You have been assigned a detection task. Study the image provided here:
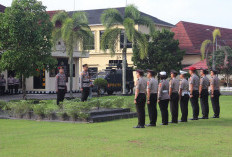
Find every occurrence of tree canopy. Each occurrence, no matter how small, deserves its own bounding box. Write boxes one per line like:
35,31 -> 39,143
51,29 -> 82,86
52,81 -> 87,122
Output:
132,29 -> 184,76
0,0 -> 57,98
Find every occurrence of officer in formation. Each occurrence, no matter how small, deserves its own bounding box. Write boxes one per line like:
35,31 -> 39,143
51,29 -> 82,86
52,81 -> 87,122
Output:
134,70 -> 147,128
14,77 -> 20,94
210,69 -> 221,118
146,70 -> 158,127
0,74 -> 6,95
188,67 -> 200,120
7,75 -> 14,95
179,70 -> 189,122
169,70 -> 179,123
199,69 -> 210,119
55,67 -> 67,105
80,64 -> 91,102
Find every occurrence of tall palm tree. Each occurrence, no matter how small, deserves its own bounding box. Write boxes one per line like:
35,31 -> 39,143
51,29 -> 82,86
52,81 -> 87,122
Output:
100,5 -> 155,94
201,28 -> 221,69
52,11 -> 93,97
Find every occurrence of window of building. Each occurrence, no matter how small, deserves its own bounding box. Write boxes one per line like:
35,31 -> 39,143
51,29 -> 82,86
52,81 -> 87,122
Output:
100,30 -> 109,49
84,31 -> 95,50
120,30 -> 132,49
49,58 -> 75,77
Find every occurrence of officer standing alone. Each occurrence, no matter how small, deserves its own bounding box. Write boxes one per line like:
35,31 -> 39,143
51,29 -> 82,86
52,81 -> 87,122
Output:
55,67 -> 67,105
134,70 -> 147,128
179,70 -> 189,122
210,70 -> 221,118
169,70 -> 179,123
14,77 -> 20,94
199,69 -> 210,119
80,64 -> 91,102
146,70 -> 158,127
158,71 -> 170,125
189,67 -> 200,120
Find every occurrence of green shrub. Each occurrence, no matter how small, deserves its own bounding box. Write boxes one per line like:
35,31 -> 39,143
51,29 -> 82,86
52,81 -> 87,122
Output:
33,104 -> 47,118
44,103 -> 59,119
93,78 -> 108,88
0,100 -> 7,110
63,102 -> 79,120
7,101 -> 33,118
100,99 -> 113,108
112,97 -> 125,108
88,99 -> 100,108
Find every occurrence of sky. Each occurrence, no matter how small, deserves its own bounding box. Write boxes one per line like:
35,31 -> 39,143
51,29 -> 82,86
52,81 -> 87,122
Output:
1,0 -> 231,28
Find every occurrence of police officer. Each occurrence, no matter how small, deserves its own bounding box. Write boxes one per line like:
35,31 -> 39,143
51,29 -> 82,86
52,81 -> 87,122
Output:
210,70 -> 221,118
158,71 -> 170,125
169,70 -> 179,123
14,77 -> 20,94
179,70 -> 189,122
146,69 -> 158,127
0,74 -> 6,95
55,67 -> 67,105
8,75 -> 14,95
80,64 -> 91,102
199,69 -> 210,119
134,69 -> 147,128
189,67 -> 200,120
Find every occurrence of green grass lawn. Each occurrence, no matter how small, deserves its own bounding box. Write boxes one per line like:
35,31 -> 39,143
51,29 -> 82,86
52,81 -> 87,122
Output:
0,96 -> 232,157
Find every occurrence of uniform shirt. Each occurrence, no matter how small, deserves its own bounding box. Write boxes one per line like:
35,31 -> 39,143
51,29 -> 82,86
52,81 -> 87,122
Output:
8,77 -> 14,85
80,71 -> 90,88
0,78 -> 6,86
55,73 -> 66,90
147,77 -> 158,94
179,78 -> 189,93
210,75 -> 220,91
158,79 -> 170,100
136,77 -> 147,94
169,77 -> 179,93
200,76 -> 210,90
14,78 -> 20,85
189,74 -> 199,91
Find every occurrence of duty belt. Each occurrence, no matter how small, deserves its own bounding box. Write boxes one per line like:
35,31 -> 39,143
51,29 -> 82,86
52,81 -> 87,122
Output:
83,81 -> 90,83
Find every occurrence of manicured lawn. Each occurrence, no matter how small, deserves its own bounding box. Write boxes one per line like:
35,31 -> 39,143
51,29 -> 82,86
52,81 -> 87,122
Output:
0,96 -> 232,157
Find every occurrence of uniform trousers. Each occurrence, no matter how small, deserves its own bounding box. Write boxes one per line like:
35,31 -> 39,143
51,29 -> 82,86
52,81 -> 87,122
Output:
170,92 -> 179,123
81,87 -> 90,102
0,86 -> 5,95
211,90 -> 220,117
159,99 -> 169,125
180,94 -> 189,122
190,90 -> 199,119
147,93 -> 157,125
136,93 -> 146,127
57,89 -> 66,105
8,85 -> 14,95
200,89 -> 209,118
14,84 -> 19,94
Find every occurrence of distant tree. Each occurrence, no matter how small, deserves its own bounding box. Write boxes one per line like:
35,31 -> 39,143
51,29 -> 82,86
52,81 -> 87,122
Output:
100,5 -> 155,94
132,29 -> 184,76
52,11 -> 93,97
208,46 -> 232,87
0,0 -> 57,99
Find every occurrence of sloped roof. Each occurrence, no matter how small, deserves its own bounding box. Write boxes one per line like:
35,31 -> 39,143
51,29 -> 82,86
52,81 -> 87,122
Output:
0,4 -> 6,13
48,7 -> 174,27
183,59 -> 208,70
171,21 -> 232,55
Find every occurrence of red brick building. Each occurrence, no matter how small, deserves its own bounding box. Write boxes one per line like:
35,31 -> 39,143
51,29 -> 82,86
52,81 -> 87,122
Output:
171,21 -> 232,68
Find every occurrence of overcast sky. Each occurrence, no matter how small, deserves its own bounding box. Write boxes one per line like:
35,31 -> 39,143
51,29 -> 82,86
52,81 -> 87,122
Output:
1,0 -> 231,28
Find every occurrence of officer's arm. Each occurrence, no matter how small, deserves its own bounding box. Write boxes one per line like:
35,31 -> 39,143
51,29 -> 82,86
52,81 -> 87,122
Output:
134,80 -> 139,101
211,80 -> 214,95
179,81 -> 182,97
55,75 -> 58,92
199,79 -> 202,96
80,73 -> 83,89
169,80 -> 172,96
158,83 -> 162,100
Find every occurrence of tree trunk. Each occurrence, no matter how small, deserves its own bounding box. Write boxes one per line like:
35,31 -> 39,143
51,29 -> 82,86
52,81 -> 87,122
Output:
122,32 -> 127,95
69,55 -> 73,98
22,75 -> 27,100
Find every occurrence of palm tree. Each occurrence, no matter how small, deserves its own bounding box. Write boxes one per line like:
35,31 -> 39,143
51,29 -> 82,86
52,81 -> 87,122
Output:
100,5 -> 155,94
201,28 -> 221,69
52,11 -> 93,97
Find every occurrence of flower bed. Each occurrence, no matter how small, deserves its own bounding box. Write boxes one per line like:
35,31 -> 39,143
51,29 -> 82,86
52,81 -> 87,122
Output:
0,97 -> 134,122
